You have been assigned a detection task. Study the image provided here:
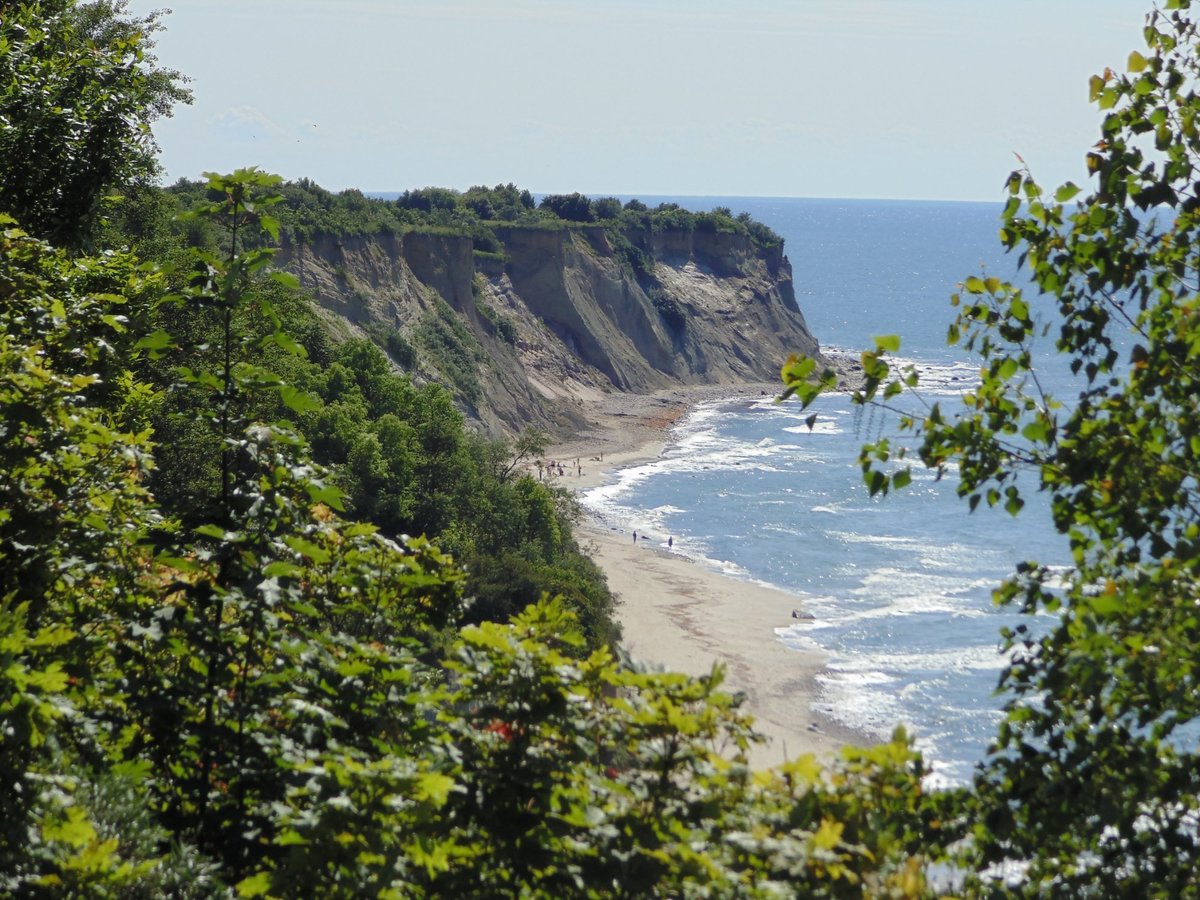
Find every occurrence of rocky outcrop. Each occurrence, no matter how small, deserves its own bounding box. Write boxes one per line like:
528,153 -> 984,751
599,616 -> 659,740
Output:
277,223 -> 822,436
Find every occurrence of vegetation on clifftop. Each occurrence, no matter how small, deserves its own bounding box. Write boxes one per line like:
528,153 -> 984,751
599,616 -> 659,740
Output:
163,176 -> 785,259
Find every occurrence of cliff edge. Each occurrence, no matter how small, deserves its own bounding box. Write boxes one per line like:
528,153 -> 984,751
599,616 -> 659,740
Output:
277,221 -> 821,436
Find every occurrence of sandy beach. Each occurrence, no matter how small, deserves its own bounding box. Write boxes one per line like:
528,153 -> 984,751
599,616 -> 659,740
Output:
548,383 -> 866,769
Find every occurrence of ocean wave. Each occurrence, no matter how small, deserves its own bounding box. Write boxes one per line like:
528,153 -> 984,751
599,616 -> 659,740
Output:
782,420 -> 844,436
829,644 -> 1007,675
886,355 -> 980,395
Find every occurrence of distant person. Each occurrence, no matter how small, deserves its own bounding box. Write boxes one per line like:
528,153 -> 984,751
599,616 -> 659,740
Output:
632,530 -> 637,543
668,536 -> 673,549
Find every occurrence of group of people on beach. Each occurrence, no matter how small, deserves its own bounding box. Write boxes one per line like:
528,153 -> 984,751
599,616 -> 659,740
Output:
544,458 -> 583,478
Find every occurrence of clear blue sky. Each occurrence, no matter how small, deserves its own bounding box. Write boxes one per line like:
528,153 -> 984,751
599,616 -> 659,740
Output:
133,1 -> 1150,201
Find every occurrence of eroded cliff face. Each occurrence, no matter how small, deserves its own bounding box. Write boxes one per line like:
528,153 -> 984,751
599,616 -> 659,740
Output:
277,224 -> 821,436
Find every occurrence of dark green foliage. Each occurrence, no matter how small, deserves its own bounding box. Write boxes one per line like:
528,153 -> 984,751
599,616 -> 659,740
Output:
0,0 -> 190,248
383,327 -> 417,368
649,201 -> 695,233
738,209 -> 784,249
0,221 -> 154,617
363,322 -> 418,369
539,192 -> 596,222
495,316 -> 518,345
210,176 -> 786,279
592,196 -> 623,220
396,186 -> 460,214
463,182 -> 536,221
694,208 -> 740,234
414,299 -> 486,405
650,287 -> 688,333
473,290 -> 519,345
605,226 -> 654,279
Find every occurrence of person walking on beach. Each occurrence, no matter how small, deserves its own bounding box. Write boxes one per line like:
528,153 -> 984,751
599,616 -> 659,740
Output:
632,530 -> 637,543
668,536 -> 673,549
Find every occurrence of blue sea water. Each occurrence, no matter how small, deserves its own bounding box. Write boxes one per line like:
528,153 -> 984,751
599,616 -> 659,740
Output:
585,197 -> 1075,785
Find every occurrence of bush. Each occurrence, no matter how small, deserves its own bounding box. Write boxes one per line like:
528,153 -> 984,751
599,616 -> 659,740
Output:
539,192 -> 595,223
650,288 -> 687,333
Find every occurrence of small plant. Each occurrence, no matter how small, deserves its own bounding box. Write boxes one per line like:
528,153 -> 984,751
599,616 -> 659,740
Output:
649,287 -> 687,333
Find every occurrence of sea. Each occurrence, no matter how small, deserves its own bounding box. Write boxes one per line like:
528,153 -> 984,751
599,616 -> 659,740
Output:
582,196 -> 1077,786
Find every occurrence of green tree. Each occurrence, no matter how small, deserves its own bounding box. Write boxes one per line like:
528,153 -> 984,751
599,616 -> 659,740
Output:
784,1 -> 1200,891
0,218 -> 163,891
0,0 -> 190,249
539,192 -> 595,223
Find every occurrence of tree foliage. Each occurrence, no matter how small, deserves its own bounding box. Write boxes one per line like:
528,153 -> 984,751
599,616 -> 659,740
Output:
0,0 -> 190,248
784,0 -> 1200,892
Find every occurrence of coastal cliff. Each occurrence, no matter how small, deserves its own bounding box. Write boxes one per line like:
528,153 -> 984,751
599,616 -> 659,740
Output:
277,221 -> 821,436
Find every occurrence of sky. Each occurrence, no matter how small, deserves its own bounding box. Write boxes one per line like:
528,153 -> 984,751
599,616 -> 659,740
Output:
131,0 -> 1151,202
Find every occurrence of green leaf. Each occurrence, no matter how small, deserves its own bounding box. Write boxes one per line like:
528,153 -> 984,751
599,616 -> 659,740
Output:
259,214 -> 281,242
283,535 -> 331,564
279,385 -> 321,413
158,555 -> 201,573
1022,419 -> 1050,443
1087,591 -> 1121,617
305,482 -> 346,511
415,772 -> 454,806
873,334 -> 901,353
134,329 -> 175,357
42,807 -> 96,849
1055,182 -> 1082,203
270,270 -> 300,290
237,872 -> 273,897
263,330 -> 307,358
263,561 -> 304,578
866,469 -> 887,496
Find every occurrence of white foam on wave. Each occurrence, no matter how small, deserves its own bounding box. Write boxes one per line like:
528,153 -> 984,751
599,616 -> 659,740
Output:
822,669 -> 897,687
828,643 -> 1007,675
774,627 -> 823,652
887,355 -> 980,395
782,419 -> 844,436
812,676 -> 909,741
831,530 -> 922,548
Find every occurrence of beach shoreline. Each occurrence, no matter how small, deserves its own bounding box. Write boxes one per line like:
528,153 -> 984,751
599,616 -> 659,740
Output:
546,382 -> 870,768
